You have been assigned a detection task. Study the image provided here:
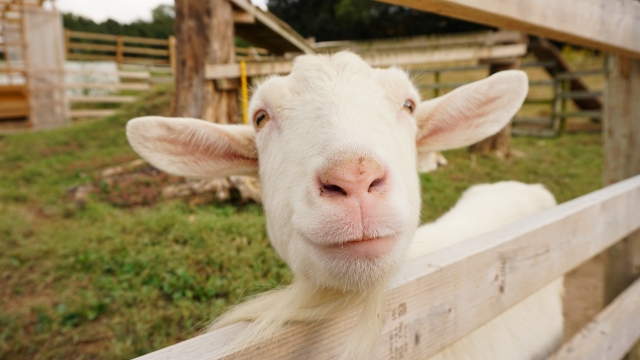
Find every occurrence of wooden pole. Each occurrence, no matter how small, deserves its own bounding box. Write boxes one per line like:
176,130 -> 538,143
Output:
603,54 -> 640,360
116,36 -> 124,66
172,0 -> 239,124
168,35 -> 177,75
468,61 -> 518,157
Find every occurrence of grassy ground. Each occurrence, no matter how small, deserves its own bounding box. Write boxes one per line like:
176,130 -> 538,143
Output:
1,76 -> 604,358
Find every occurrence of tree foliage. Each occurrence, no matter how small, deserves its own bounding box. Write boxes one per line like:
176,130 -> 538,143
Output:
62,5 -> 175,39
267,0 -> 491,42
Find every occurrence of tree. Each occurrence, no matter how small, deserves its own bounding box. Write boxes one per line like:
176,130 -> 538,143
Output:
266,0 -> 491,42
62,5 -> 175,39
172,0 -> 239,123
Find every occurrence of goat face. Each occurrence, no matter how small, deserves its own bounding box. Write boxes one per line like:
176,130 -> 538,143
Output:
249,53 -> 422,291
126,51 -> 528,292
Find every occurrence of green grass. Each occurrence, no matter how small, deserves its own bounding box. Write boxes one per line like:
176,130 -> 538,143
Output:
0,85 -> 603,359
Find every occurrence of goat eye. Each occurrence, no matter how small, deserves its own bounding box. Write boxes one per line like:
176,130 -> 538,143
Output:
402,100 -> 415,114
254,110 -> 270,130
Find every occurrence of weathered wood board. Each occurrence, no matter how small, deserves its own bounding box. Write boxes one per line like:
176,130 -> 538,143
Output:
205,44 -> 527,80
376,0 -> 640,59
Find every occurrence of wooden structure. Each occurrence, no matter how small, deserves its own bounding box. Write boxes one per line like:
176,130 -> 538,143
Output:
65,30 -> 174,66
410,59 -> 605,137
0,0 -> 68,132
136,0 -> 640,359
230,0 -> 314,56
205,30 -> 527,80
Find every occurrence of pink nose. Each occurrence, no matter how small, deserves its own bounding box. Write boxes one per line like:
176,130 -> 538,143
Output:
319,156 -> 386,198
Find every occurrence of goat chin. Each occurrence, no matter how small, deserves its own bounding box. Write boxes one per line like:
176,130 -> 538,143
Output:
208,278 -> 389,360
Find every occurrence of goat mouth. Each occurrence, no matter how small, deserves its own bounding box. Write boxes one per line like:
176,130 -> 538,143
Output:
326,235 -> 397,258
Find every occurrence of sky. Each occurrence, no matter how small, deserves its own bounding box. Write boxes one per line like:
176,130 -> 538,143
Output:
54,0 -> 268,24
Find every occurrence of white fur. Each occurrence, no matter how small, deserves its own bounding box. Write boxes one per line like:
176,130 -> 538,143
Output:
409,182 -> 563,360
125,52 -> 561,359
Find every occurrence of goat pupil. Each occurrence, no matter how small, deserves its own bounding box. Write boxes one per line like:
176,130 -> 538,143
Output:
256,114 -> 265,125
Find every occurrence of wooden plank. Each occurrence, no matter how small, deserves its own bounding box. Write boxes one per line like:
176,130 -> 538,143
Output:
557,111 -> 602,118
603,56 -> 640,360
313,30 -> 524,53
513,116 -> 552,125
233,9 -> 255,24
69,109 -> 118,118
376,0 -> 640,58
365,44 -> 526,67
558,91 -> 603,100
67,42 -> 118,52
65,29 -> 118,42
68,95 -> 137,103
136,175 -> 640,360
205,44 -> 527,80
122,46 -> 170,56
122,57 -> 170,66
72,70 -> 150,80
121,35 -> 169,46
206,60 -> 293,79
229,0 -> 316,55
65,83 -> 150,91
511,128 -> 556,137
549,277 -> 640,360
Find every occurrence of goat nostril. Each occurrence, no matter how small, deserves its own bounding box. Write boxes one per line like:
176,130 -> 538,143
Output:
323,184 -> 348,196
368,177 -> 384,192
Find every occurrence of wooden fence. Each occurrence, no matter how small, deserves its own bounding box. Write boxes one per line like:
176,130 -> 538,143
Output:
136,0 -> 640,358
64,30 -> 272,68
65,30 -> 173,66
412,61 -> 605,137
136,175 -> 640,360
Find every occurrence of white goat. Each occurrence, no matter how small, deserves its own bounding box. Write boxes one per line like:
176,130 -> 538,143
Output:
126,52 -> 563,359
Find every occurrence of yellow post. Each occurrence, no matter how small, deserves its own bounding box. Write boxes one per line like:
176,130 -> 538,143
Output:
240,60 -> 249,124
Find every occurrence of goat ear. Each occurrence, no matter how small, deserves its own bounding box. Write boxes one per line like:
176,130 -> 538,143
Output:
415,70 -> 528,152
126,116 -> 258,178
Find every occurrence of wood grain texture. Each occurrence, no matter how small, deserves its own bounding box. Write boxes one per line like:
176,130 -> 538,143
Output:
205,44 -> 527,80
136,175 -> 640,360
603,55 -> 640,359
376,0 -> 640,58
313,30 -> 524,53
172,0 -> 239,123
549,277 -> 640,360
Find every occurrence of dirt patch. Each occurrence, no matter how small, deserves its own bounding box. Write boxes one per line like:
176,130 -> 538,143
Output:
562,254 -> 604,340
95,167 -> 184,207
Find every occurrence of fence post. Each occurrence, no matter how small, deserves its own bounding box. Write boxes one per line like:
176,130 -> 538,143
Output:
116,36 -> 124,66
64,29 -> 71,54
433,71 -> 440,98
169,35 -> 177,75
603,54 -> 640,360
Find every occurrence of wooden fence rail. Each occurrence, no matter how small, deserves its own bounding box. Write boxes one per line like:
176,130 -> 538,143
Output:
64,30 -> 272,67
136,175 -> 640,360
